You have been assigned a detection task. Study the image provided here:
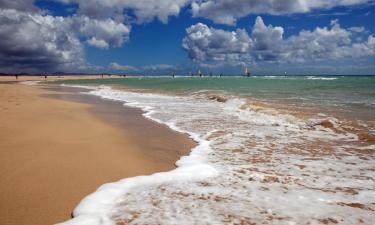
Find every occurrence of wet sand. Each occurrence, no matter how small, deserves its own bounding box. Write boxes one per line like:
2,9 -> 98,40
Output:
0,83 -> 195,225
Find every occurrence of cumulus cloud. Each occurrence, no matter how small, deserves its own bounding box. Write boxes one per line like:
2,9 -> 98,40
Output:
0,0 -> 37,12
74,16 -> 131,48
348,26 -> 366,33
1,0 -> 374,73
87,37 -> 110,49
110,62 -> 139,71
0,5 -> 131,73
0,0 -> 184,73
144,64 -> 177,70
251,16 -> 285,61
182,16 -> 375,66
0,9 -> 84,73
121,0 -> 189,23
279,19 -> 375,62
57,0 -> 190,23
110,62 -> 177,73
182,23 -> 251,63
191,0 -> 374,25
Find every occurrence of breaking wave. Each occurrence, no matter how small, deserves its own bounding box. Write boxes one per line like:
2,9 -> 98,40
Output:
58,84 -> 375,225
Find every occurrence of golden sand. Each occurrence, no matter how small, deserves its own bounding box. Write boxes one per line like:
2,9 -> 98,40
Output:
0,83 -> 195,225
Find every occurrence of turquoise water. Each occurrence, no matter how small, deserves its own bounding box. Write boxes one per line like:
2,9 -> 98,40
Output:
57,76 -> 375,225
57,76 -> 375,100
57,76 -> 375,122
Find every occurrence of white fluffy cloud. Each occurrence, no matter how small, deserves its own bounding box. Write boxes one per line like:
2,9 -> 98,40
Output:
87,37 -> 110,49
110,62 -> 139,71
52,0 -> 375,25
182,23 -> 251,63
110,62 -> 177,72
251,16 -> 285,61
74,16 -> 131,48
182,16 -> 375,66
58,0 -> 190,23
191,0 -> 374,24
1,0 -> 185,73
1,0 -> 374,73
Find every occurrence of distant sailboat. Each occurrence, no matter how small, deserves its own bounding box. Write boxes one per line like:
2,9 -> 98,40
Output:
244,66 -> 251,77
198,69 -> 202,77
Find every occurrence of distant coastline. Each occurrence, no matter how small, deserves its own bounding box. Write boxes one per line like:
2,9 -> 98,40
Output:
1,73 -> 375,79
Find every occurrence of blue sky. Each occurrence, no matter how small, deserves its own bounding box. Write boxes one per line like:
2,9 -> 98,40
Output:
1,0 -> 375,75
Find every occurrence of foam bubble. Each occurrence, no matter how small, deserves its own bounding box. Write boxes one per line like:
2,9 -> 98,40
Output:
307,76 -> 337,80
20,81 -> 41,85
57,84 -> 375,225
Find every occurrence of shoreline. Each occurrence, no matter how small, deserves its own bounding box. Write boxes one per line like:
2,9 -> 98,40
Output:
60,80 -> 375,225
0,82 -> 195,225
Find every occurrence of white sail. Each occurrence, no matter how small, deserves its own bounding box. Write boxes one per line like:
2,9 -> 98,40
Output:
244,66 -> 250,76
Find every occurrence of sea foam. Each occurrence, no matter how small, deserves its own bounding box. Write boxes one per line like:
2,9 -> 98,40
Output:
20,80 -> 41,85
57,84 -> 375,225
57,85 -> 218,225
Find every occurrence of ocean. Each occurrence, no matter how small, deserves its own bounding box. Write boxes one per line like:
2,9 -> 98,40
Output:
56,76 -> 375,225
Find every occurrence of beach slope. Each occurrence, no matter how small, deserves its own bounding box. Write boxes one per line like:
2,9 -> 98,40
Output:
0,83 -> 194,225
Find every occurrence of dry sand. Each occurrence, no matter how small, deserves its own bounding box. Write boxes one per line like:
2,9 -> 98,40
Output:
0,83 -> 195,225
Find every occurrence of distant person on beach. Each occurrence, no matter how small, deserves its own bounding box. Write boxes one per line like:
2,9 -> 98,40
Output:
15,75 -> 18,79
44,75 -> 47,79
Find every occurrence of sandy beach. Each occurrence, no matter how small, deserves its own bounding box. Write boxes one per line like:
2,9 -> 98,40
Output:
1,1 -> 374,223
0,82 -> 195,225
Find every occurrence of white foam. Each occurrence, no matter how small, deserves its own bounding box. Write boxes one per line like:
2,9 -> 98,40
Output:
20,80 -> 41,85
307,76 -> 337,80
56,85 -> 218,225
57,84 -> 375,225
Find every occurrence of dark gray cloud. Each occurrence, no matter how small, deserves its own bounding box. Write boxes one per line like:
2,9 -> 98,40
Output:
182,16 -> 375,66
0,0 -> 186,73
191,0 -> 374,25
0,9 -> 84,73
0,6 -> 131,73
0,0 -> 37,12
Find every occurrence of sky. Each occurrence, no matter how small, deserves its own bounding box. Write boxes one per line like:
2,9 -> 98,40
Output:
1,0 -> 375,75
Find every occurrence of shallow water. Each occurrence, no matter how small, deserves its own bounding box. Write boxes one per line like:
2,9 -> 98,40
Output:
56,76 -> 375,225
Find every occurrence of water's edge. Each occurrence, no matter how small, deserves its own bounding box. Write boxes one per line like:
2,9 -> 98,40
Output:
56,84 -> 218,225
